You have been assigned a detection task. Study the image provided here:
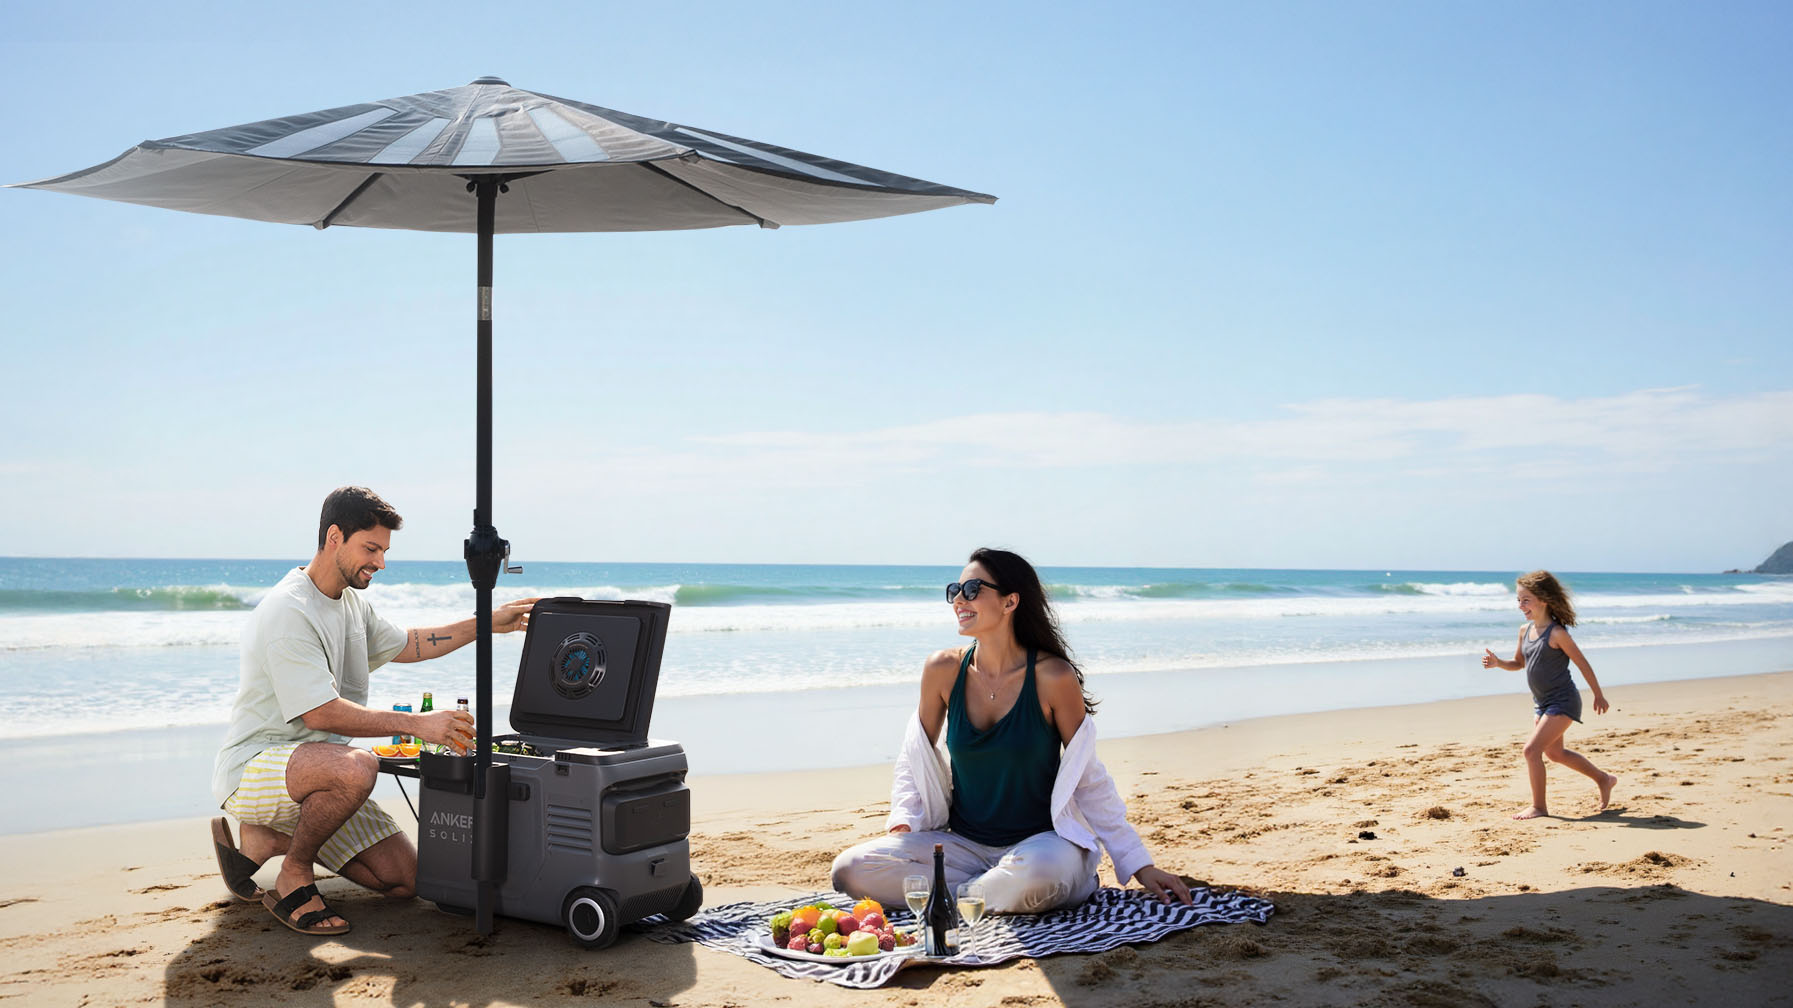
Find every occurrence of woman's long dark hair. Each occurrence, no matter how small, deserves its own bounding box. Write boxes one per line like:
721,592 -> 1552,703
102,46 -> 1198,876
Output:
969,547 -> 1098,716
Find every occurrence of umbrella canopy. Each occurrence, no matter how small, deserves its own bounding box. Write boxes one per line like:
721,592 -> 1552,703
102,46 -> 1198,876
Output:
11,76 -> 991,939
13,76 -> 994,231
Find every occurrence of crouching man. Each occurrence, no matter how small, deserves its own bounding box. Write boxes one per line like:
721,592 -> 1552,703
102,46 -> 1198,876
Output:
209,485 -> 536,935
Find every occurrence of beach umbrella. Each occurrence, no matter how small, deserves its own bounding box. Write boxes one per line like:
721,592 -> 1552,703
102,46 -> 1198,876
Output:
10,76 -> 994,935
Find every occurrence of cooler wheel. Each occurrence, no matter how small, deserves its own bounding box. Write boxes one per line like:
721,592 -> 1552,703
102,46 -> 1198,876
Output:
668,875 -> 704,922
563,887 -> 619,950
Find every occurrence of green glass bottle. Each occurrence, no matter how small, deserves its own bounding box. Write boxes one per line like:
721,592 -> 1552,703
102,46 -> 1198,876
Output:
419,692 -> 435,753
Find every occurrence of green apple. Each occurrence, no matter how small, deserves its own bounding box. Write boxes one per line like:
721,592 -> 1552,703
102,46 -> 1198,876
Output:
845,930 -> 881,957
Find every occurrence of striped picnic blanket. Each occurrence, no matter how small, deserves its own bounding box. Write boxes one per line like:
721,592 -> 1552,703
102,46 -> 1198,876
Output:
643,886 -> 1275,989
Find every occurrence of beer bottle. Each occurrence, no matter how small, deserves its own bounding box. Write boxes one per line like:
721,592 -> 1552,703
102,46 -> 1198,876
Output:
419,692 -> 435,752
923,843 -> 953,957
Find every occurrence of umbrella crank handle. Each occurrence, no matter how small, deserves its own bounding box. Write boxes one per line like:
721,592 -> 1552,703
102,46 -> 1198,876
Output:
464,525 -> 510,589
504,542 -> 521,576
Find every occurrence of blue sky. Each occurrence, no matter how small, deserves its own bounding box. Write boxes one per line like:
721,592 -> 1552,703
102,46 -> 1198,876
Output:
2,1 -> 1788,571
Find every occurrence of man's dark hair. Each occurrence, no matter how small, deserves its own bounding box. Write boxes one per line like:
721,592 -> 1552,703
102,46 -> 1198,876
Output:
317,486 -> 403,549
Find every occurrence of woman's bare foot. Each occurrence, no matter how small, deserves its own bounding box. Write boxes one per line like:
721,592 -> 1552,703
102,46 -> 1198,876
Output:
1597,772 -> 1618,809
1512,806 -> 1548,820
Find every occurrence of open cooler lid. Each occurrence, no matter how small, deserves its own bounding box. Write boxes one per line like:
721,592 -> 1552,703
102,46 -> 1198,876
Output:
509,597 -> 671,747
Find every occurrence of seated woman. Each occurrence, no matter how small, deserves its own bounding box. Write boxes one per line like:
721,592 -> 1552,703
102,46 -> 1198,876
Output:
831,547 -> 1192,914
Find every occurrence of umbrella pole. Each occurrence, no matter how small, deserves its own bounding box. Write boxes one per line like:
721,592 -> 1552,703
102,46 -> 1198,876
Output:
464,175 -> 510,936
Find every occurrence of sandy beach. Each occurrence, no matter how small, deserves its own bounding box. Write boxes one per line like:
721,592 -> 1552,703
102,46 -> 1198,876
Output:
2,670 -> 1788,1007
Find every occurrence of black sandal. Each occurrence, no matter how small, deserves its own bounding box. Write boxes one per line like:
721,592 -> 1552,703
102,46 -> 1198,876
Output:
261,883 -> 351,936
210,817 -> 264,903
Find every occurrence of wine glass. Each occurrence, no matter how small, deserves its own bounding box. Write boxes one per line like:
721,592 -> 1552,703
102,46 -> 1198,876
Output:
955,881 -> 986,962
902,874 -> 929,935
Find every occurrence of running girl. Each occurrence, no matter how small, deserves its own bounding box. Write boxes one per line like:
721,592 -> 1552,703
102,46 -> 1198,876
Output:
1482,570 -> 1618,819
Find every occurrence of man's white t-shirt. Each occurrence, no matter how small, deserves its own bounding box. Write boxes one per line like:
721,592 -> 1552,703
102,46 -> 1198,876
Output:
211,566 -> 406,805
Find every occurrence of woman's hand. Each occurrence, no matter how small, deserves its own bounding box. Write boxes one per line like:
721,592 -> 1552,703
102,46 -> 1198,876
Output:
1592,691 -> 1610,715
1482,649 -> 1500,669
1133,864 -> 1193,905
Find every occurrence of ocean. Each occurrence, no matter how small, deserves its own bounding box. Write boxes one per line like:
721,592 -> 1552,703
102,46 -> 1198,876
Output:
3,557 -> 1790,741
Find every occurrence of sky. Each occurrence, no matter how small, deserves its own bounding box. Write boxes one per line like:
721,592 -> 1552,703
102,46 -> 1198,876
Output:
1,1 -> 1788,572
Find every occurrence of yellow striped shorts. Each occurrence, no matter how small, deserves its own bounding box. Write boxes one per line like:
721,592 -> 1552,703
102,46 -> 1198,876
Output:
222,742 -> 402,872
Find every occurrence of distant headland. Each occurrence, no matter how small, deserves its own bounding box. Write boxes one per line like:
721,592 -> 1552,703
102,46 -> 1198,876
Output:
1729,541 -> 1793,575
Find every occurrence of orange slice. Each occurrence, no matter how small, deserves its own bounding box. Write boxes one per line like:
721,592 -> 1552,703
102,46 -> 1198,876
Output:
372,744 -> 401,757
397,743 -> 422,757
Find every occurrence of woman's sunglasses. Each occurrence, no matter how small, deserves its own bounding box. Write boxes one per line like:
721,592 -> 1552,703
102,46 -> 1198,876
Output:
946,578 -> 1005,603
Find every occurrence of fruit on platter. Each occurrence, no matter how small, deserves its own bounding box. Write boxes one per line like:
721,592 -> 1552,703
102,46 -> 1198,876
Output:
768,899 -> 915,957
371,744 -> 401,757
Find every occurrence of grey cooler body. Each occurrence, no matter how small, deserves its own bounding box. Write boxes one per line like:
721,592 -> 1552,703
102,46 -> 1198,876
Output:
397,598 -> 702,948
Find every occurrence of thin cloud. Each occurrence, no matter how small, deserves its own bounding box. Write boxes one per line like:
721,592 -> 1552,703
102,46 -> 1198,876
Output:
685,387 -> 1793,475
502,386 -> 1793,499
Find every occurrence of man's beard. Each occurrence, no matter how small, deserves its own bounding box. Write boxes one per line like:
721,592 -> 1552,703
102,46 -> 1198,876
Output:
338,555 -> 373,588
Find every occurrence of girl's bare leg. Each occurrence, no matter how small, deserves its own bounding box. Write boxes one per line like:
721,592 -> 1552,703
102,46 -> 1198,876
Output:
1543,734 -> 1618,809
1515,714 -> 1575,819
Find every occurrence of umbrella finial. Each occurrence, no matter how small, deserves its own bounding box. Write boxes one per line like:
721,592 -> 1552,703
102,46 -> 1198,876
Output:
470,76 -> 510,86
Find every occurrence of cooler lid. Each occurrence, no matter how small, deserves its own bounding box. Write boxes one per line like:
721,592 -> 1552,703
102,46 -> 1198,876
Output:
509,597 -> 671,746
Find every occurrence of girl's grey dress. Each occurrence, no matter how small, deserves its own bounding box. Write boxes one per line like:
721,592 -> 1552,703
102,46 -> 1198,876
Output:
1523,622 -> 1581,722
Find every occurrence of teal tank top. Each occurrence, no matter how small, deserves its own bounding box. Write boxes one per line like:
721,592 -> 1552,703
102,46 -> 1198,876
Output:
946,646 -> 1060,846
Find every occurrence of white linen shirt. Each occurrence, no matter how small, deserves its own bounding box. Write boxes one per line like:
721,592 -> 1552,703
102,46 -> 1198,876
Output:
885,711 -> 1154,885
210,567 -> 406,805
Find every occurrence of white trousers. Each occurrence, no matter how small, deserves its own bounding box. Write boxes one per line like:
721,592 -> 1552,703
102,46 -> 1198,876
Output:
830,828 -> 1101,914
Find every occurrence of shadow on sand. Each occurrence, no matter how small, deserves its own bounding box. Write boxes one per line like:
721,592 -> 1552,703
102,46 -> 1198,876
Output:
1568,805 -> 1707,830
165,881 -> 1790,1007
163,884 -> 697,1006
1019,883 -> 1789,1008
844,882 -> 1788,1008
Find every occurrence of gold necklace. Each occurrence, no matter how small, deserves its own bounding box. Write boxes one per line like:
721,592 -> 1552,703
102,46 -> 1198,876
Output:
975,659 -> 1017,701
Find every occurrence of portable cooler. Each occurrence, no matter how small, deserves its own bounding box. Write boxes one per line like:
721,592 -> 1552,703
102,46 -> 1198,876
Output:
385,597 -> 702,948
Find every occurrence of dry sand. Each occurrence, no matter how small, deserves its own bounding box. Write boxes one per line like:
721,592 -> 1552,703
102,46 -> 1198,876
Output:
2,671 -> 1789,1007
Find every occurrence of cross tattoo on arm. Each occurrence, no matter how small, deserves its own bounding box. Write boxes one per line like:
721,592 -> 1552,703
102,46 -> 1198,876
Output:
428,633 -> 452,647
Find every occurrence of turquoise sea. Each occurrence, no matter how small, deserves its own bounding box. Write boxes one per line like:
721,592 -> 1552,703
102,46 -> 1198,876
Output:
2,557 -> 1789,741
4,557 -> 1791,833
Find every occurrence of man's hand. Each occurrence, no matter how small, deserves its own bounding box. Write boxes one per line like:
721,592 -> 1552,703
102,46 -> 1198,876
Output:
1133,864 -> 1193,905
395,599 -> 540,664
417,709 -> 476,754
493,597 -> 540,634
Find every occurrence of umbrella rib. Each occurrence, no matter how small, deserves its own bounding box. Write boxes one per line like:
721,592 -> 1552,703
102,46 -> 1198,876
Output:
643,161 -> 775,228
316,173 -> 384,230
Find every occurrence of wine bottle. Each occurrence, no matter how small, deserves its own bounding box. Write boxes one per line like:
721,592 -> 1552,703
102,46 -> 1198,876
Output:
923,843 -> 952,956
